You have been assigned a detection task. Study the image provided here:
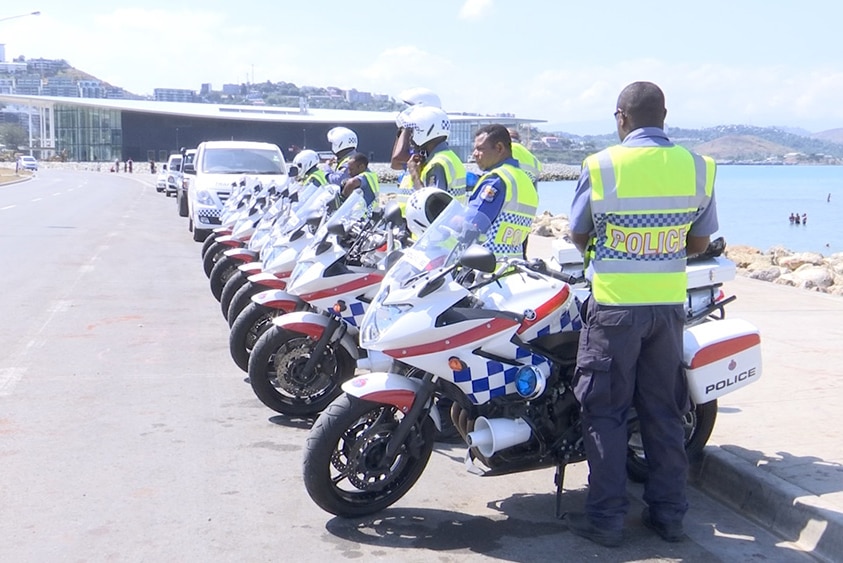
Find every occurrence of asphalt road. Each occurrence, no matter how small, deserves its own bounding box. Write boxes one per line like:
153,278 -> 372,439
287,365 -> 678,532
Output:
0,169 -> 816,562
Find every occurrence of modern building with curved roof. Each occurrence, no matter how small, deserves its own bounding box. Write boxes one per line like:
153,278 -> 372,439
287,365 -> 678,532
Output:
0,94 -> 542,164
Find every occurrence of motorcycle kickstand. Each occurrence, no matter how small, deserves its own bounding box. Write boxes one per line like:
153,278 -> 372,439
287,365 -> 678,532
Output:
554,463 -> 568,519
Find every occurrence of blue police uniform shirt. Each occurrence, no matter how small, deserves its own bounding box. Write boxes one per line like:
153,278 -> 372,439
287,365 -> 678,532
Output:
421,141 -> 451,190
570,127 -> 719,238
327,160 -> 351,186
466,157 -> 521,225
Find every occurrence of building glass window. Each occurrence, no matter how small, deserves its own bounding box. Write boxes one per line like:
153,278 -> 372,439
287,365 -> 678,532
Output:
54,105 -> 122,162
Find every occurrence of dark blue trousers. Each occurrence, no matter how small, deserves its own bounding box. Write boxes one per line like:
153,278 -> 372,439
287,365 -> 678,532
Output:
574,299 -> 690,530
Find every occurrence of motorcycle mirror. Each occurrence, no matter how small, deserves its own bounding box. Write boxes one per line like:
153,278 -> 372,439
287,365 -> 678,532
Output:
459,244 -> 497,273
382,202 -> 404,227
327,222 -> 347,237
287,165 -> 299,178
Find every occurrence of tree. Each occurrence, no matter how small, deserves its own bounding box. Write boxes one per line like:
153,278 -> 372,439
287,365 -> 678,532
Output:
0,123 -> 28,151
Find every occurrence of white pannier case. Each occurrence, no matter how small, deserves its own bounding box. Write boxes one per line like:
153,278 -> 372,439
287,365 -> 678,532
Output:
683,318 -> 762,404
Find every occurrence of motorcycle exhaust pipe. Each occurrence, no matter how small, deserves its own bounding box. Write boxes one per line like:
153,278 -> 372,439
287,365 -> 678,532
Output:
466,416 -> 532,457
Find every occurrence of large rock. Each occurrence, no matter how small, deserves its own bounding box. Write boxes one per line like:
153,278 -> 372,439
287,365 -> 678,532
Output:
776,252 -> 825,270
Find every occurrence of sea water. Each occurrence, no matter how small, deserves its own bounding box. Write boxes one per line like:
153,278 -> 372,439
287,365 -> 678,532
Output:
534,165 -> 842,255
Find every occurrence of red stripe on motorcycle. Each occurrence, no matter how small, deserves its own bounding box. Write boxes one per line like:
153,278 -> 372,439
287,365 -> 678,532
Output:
688,333 -> 761,369
255,278 -> 287,289
384,317 -> 517,358
297,273 -> 384,302
516,286 -> 571,334
283,322 -> 324,340
357,389 -> 415,412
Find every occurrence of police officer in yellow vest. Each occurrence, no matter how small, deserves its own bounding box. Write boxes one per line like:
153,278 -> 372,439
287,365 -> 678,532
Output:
390,88 -> 443,210
340,152 -> 380,211
325,126 -> 359,186
507,127 -> 543,184
468,124 -> 538,259
292,149 -> 328,188
404,105 -> 467,204
566,81 -> 718,547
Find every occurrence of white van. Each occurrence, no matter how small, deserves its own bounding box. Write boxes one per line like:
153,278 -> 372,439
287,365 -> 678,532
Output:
183,140 -> 289,241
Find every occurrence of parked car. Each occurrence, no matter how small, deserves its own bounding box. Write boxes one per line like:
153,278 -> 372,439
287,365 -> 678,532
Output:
184,141 -> 289,241
164,154 -> 183,197
17,156 -> 38,172
177,149 -> 196,217
155,163 -> 169,193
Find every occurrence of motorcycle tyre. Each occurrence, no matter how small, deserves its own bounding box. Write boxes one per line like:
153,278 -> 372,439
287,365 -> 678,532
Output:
303,394 -> 435,518
220,270 -> 249,321
202,241 -> 227,278
626,399 -> 718,483
248,326 -> 354,416
227,281 -> 263,328
229,303 -> 290,372
200,233 -> 218,260
209,255 -> 239,302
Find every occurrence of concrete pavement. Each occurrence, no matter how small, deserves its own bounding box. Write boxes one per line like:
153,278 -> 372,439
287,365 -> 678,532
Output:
528,235 -> 843,562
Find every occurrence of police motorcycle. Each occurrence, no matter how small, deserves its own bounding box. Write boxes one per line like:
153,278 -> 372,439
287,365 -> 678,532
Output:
246,188 -> 412,417
227,184 -> 342,372
301,199 -> 763,517
201,176 -> 269,274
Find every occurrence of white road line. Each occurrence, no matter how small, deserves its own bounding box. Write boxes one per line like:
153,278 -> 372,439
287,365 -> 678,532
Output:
52,192 -> 62,196
0,368 -> 27,397
1,204 -> 15,210
31,197 -> 42,202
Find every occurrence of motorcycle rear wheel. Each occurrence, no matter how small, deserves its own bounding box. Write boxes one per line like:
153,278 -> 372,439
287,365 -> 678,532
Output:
248,326 -> 353,416
229,303 -> 291,372
303,394 -> 435,517
626,399 -> 718,483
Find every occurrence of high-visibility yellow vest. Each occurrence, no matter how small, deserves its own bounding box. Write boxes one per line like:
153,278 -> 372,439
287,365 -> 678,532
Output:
361,170 -> 380,211
304,168 -> 328,187
477,163 -> 538,258
393,171 -> 414,212
586,145 -> 715,305
512,142 -> 542,182
421,149 -> 467,203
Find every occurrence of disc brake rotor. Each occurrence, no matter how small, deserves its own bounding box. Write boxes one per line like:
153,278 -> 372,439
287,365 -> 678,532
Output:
271,338 -> 337,396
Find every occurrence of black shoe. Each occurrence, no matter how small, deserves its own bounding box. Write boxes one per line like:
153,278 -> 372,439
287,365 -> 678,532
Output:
564,512 -> 622,548
641,508 -> 685,542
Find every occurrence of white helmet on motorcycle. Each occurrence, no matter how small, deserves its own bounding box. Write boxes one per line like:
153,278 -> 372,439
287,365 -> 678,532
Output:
292,149 -> 319,178
405,187 -> 454,238
404,106 -> 450,147
326,127 -> 358,154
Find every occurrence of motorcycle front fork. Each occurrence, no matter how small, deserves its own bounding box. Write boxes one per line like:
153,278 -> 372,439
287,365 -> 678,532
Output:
383,371 -> 437,462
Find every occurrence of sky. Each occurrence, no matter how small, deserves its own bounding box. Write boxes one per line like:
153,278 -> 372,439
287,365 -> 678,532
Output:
2,0 -> 843,135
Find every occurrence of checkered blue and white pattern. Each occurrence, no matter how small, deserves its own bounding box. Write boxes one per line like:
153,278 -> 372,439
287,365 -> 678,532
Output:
484,211 -> 533,257
534,296 -> 583,337
594,211 -> 696,260
451,349 -> 552,404
338,300 -> 367,327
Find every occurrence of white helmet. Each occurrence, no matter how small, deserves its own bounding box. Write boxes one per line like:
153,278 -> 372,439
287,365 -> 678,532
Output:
327,126 -> 358,154
404,106 -> 450,147
405,187 -> 453,238
292,149 -> 319,178
399,87 -> 441,108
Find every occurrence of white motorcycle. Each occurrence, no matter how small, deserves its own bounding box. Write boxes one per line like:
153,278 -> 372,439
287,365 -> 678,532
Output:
302,200 -> 763,517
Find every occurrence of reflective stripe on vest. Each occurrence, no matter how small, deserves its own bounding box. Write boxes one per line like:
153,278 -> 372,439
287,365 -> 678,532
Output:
512,142 -> 542,181
393,172 -> 414,210
421,150 -> 467,203
478,164 -> 538,258
587,145 -> 715,305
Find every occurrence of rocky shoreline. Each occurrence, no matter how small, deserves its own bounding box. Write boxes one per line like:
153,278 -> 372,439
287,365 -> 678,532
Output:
531,212 -> 843,296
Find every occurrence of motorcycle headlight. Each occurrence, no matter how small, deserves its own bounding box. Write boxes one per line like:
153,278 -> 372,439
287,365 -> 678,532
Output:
196,190 -> 215,206
360,303 -> 411,347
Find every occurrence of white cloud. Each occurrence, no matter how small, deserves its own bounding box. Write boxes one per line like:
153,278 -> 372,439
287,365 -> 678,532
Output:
459,0 -> 493,20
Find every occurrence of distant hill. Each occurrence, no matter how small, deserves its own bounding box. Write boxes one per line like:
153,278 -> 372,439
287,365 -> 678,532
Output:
812,128 -> 843,144
691,135 -> 794,160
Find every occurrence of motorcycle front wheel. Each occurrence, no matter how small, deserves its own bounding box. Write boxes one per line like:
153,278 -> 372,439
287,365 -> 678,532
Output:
220,270 -> 249,321
303,394 -> 435,517
626,399 -> 718,483
200,232 -> 218,260
229,303 -> 292,372
248,326 -> 354,416
227,281 -> 265,328
209,255 -> 241,302
202,241 -> 227,277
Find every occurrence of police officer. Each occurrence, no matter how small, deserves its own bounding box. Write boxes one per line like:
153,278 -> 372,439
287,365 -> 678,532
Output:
390,88 -> 443,209
404,105 -> 467,204
566,81 -> 719,547
292,149 -> 328,188
325,126 -> 359,186
468,124 -> 538,259
340,152 -> 380,210
508,127 -> 543,184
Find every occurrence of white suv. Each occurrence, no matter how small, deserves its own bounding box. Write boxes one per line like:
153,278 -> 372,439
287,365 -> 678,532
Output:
184,140 -> 289,241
